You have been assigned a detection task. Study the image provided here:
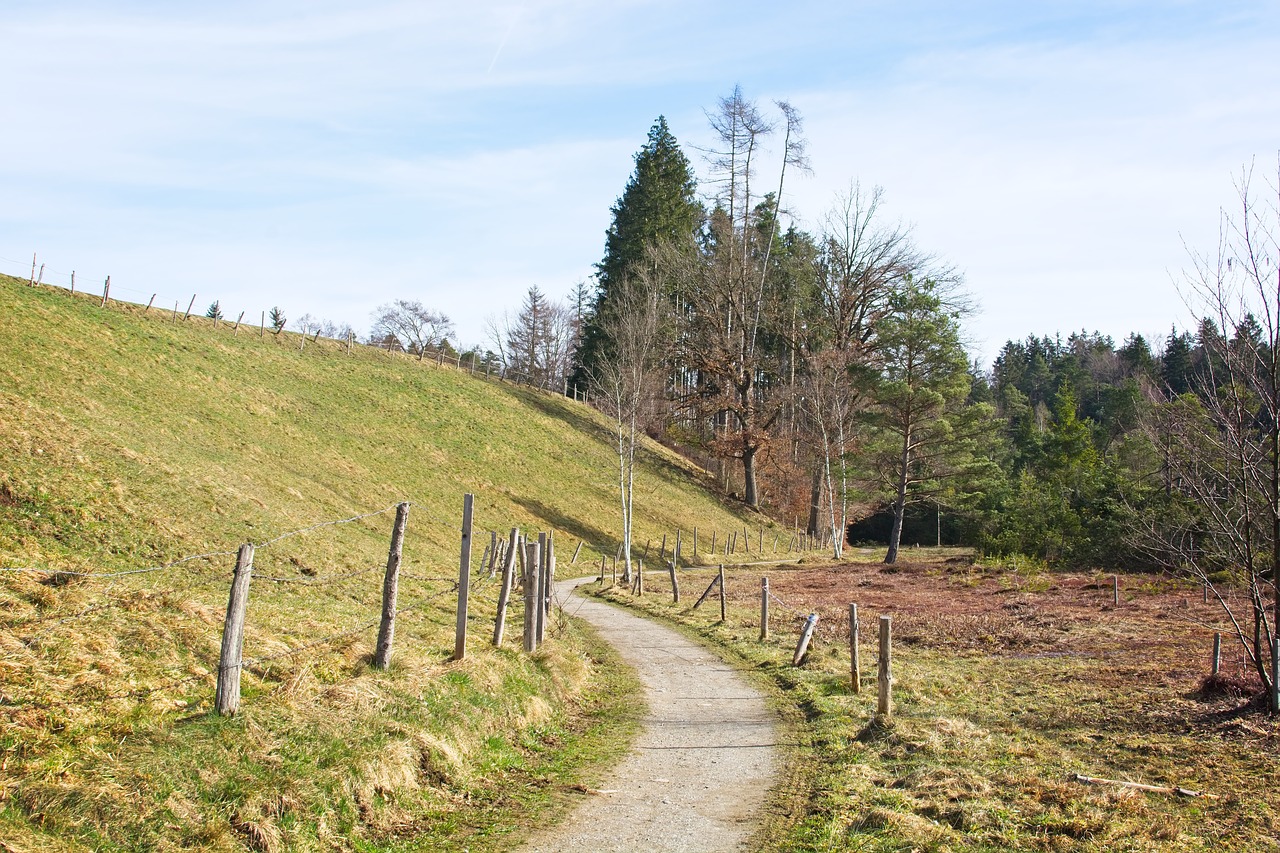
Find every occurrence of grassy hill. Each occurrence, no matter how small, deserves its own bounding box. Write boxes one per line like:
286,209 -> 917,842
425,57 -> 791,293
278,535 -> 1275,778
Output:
0,273 -> 774,850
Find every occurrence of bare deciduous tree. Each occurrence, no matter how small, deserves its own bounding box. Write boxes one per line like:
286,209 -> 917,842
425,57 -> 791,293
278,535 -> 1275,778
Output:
590,270 -> 667,582
370,299 -> 454,360
1139,157 -> 1280,709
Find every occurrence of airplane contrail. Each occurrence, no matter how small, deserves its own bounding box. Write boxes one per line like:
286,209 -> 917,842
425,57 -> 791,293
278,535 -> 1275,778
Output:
487,8 -> 522,74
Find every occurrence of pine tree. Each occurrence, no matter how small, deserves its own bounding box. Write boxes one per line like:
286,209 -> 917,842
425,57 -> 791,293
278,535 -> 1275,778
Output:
574,116 -> 701,385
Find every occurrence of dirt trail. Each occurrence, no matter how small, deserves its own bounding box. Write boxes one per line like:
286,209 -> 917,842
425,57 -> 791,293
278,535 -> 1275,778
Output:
520,578 -> 779,852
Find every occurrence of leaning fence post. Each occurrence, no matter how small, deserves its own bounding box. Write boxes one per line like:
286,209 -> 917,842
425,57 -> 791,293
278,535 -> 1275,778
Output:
493,527 -> 519,647
668,557 -> 680,604
374,502 -> 410,669
718,564 -> 727,623
793,613 -> 818,665
760,577 -> 770,640
453,493 -> 474,661
877,615 -> 893,718
849,603 -> 861,693
215,543 -> 255,716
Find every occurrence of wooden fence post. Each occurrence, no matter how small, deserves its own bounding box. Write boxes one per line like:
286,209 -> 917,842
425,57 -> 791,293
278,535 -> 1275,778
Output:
100,276 -> 110,308
524,539 -> 541,653
536,533 -> 548,644
374,502 -> 410,669
760,577 -> 770,640
493,527 -> 518,647
453,494 -> 474,661
673,530 -> 682,572
1272,638 -> 1279,713
1211,632 -> 1221,676
572,540 -> 583,564
215,544 -> 255,716
637,558 -> 644,595
668,557 -> 680,604
183,294 -> 196,321
693,527 -> 698,556
719,563 -> 727,623
877,615 -> 893,718
849,603 -> 860,693
1113,575 -> 1120,606
793,613 -> 818,665
693,572 -> 720,610
545,533 -> 556,620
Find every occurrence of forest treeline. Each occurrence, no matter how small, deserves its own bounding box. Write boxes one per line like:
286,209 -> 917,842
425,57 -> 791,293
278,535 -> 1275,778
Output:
550,91 -> 1279,699
356,89 -> 1276,700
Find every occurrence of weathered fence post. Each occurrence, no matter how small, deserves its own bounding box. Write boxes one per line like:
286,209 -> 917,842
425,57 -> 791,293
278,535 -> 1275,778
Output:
793,613 -> 819,665
572,540 -> 583,564
1113,574 -> 1120,606
760,577 -> 770,640
545,533 -> 555,620
493,527 -> 518,647
1210,632 -> 1221,676
374,502 -> 410,669
668,557 -> 680,604
524,539 -> 541,653
453,494 -> 474,661
693,527 -> 698,556
100,276 -> 110,308
694,572 -> 720,610
718,563 -> 727,623
215,543 -> 255,716
877,615 -> 893,718
637,558 -> 644,595
849,603 -> 861,693
1271,638 -> 1280,713
536,533 -> 548,644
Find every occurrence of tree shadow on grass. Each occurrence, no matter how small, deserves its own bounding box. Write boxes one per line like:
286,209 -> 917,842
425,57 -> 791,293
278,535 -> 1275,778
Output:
511,495 -> 617,556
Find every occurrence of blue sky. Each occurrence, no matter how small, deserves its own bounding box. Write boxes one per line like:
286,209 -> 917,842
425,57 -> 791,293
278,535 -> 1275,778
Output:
3,1 -> 1278,365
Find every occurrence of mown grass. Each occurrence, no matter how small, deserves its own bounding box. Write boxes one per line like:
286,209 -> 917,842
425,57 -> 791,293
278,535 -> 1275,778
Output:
0,274 -> 757,850
597,553 -> 1280,852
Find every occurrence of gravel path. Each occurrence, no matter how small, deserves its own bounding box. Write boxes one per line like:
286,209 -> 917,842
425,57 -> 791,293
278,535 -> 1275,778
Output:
520,577 -> 779,853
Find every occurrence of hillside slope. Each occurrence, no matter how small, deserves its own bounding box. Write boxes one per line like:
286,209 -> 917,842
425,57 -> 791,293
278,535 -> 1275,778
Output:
0,274 -> 770,850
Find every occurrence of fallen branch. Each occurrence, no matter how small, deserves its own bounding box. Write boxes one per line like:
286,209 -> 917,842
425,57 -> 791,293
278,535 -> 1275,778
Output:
1072,773 -> 1213,798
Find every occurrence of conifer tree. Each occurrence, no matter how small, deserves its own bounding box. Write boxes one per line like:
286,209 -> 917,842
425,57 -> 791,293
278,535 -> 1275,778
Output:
574,117 -> 701,385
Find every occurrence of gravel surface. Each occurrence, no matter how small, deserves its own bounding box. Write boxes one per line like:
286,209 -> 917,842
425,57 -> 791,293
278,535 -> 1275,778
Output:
520,577 -> 779,853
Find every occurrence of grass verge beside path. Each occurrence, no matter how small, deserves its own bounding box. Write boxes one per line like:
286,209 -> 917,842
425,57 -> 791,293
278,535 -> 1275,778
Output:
595,552 -> 1280,852
0,274 -> 733,849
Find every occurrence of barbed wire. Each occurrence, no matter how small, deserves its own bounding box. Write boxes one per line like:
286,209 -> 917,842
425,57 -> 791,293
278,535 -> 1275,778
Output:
253,565 -> 383,585
239,586 -> 457,670
0,549 -> 238,580
254,504 -> 401,549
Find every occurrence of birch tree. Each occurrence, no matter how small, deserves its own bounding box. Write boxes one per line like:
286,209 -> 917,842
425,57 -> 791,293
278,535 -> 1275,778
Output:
591,271 -> 666,582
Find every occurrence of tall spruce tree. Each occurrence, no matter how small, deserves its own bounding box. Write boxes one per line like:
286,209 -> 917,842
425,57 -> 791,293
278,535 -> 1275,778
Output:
574,117 -> 701,386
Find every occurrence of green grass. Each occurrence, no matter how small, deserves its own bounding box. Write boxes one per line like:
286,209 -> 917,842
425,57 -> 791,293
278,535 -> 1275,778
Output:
0,274 -> 757,850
